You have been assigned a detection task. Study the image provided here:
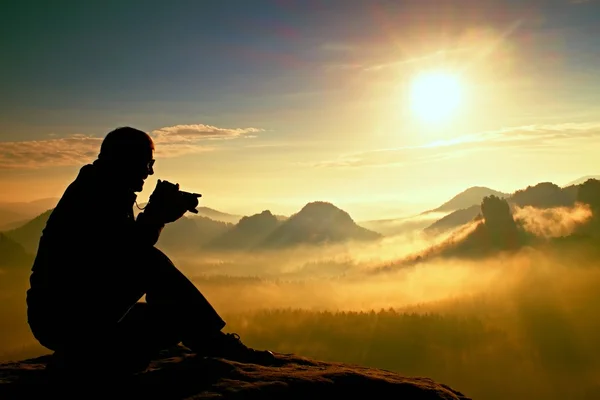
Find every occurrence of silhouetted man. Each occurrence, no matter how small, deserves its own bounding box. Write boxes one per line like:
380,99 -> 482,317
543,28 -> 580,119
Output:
26,127 -> 273,374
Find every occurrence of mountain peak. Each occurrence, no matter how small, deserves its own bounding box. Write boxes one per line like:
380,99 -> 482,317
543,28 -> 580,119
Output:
429,187 -> 509,213
301,201 -> 340,209
206,210 -> 280,250
237,210 -> 277,227
258,201 -> 380,248
296,201 -> 352,220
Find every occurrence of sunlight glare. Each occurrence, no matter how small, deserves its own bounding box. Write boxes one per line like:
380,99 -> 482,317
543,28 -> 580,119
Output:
410,71 -> 463,123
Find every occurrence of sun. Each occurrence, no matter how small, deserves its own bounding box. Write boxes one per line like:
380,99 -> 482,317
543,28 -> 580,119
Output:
410,71 -> 463,123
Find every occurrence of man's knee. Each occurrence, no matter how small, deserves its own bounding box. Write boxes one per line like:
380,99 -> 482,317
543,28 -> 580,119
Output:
143,247 -> 187,291
147,246 -> 175,267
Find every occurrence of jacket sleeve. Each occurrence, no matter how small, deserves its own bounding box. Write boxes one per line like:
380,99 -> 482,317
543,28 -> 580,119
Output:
68,174 -> 165,256
134,211 -> 165,247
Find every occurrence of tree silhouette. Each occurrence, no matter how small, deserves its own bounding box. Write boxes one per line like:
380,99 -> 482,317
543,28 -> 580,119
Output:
481,195 -> 519,250
511,182 -> 574,208
576,179 -> 600,235
577,179 -> 600,214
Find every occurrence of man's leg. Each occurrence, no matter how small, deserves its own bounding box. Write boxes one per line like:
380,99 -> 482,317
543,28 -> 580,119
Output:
110,302 -> 183,373
36,248 -> 221,374
141,247 -> 275,363
45,302 -> 182,377
141,247 -> 226,334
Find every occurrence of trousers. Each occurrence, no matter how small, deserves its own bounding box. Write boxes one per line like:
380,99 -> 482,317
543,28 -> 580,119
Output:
27,247 -> 225,370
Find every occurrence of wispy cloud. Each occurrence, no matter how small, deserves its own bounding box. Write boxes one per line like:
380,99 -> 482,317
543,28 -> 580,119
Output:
363,47 -> 474,72
0,136 -> 102,170
308,122 -> 600,169
446,122 -> 600,149
151,124 -> 263,141
0,123 -> 263,169
322,45 -> 490,74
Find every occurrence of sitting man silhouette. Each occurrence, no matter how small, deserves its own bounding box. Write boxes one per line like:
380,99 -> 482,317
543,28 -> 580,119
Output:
26,126 -> 274,373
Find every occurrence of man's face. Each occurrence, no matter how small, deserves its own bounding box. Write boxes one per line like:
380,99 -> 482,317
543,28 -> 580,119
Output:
126,147 -> 155,192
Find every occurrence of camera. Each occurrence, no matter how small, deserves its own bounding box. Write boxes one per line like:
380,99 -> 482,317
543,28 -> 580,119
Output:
180,189 -> 201,214
155,179 -> 201,214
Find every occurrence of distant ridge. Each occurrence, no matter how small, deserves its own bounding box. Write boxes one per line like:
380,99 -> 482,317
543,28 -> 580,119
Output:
424,205 -> 481,234
424,187 -> 509,214
0,198 -> 58,216
194,207 -> 243,224
0,232 -> 33,268
0,210 -> 28,231
424,180 -> 586,234
4,210 -> 53,254
3,201 -> 376,256
134,204 -> 242,224
0,198 -> 58,229
157,216 -> 233,253
564,175 -> 600,187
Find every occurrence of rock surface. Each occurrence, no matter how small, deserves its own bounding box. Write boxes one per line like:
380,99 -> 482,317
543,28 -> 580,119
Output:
0,346 -> 471,399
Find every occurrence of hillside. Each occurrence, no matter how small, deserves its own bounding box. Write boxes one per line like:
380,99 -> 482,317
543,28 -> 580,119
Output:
4,210 -> 52,254
0,209 -> 28,231
191,207 -> 243,224
157,216 -> 233,254
426,187 -> 509,213
134,204 -> 243,224
259,202 -> 381,249
0,233 -> 32,269
424,205 -> 481,234
359,214 -> 442,237
207,210 -> 281,250
0,218 -> 31,232
0,346 -> 470,399
0,198 -> 58,218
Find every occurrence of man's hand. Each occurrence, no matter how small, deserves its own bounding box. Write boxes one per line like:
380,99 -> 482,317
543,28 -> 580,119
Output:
143,179 -> 192,224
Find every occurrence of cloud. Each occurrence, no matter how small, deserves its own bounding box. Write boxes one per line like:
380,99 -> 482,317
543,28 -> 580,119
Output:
0,136 -> 102,170
309,122 -> 600,169
514,204 -> 592,238
151,124 -> 263,142
363,47 -> 474,72
322,49 -> 472,73
0,123 -> 263,170
153,143 -> 215,159
448,122 -> 600,150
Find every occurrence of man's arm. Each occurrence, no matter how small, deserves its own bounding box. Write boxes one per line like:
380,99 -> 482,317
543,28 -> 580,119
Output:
75,174 -> 187,253
134,211 -> 166,247
76,179 -> 165,254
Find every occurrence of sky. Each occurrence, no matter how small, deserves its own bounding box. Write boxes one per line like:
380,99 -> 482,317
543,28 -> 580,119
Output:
1,0 -> 600,221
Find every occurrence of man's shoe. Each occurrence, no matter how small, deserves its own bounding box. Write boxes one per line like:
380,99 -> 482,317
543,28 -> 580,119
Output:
186,332 -> 276,364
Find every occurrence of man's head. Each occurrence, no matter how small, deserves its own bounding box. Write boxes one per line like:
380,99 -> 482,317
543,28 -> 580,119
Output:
97,127 -> 155,192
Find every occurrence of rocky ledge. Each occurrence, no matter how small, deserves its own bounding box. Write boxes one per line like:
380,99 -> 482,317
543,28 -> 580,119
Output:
0,346 -> 470,399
